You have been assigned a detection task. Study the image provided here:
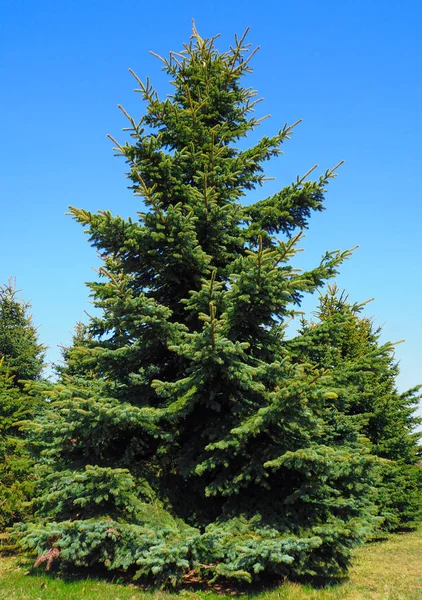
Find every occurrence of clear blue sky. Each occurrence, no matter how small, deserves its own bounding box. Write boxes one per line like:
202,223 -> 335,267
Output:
1,1 -> 421,416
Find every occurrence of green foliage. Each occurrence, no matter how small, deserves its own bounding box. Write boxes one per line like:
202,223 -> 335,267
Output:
0,282 -> 45,529
0,281 -> 45,385
376,463 -> 422,530
3,527 -> 422,599
18,28 -> 385,584
291,284 -> 422,531
0,360 -> 31,528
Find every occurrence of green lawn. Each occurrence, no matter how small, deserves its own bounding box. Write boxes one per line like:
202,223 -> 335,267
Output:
1,528 -> 421,600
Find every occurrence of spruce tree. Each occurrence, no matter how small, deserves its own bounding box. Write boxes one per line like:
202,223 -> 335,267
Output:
18,27 -> 379,584
0,281 -> 45,528
0,281 -> 45,385
0,360 -> 34,529
291,285 -> 422,530
55,322 -> 93,378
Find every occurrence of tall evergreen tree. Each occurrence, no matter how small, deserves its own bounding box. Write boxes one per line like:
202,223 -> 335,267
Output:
18,28 -> 379,584
291,284 -> 422,530
0,281 -> 45,528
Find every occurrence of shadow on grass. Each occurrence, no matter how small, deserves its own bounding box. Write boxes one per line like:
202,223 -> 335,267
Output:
366,525 -> 419,545
290,574 -> 349,590
11,553 -> 350,597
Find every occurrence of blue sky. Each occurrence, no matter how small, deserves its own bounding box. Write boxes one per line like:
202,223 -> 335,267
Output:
1,1 -> 421,416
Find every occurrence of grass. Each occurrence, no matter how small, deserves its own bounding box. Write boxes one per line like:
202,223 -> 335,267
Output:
0,528 -> 421,600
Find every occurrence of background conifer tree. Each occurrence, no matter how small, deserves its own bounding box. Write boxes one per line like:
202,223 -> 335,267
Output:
0,281 -> 45,385
291,285 -> 422,530
18,27 -> 381,584
0,281 -> 45,529
55,322 -> 94,379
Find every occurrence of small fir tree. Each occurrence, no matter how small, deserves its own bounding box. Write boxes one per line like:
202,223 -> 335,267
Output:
0,281 -> 45,385
291,284 -> 422,530
18,27 -> 380,584
0,359 -> 34,529
55,321 -> 94,379
0,282 -> 45,528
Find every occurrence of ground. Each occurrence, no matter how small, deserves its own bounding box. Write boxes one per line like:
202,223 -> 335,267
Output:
0,527 -> 421,600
